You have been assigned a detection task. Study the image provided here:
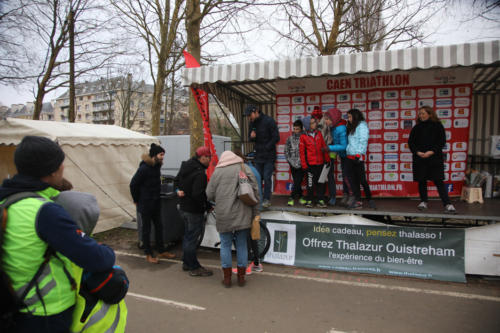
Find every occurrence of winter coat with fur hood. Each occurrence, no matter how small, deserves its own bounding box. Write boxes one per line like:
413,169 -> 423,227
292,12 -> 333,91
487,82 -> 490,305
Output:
130,154 -> 162,214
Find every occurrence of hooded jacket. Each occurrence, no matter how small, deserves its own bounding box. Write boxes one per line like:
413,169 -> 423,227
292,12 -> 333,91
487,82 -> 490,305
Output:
175,157 -> 210,214
299,117 -> 330,170
206,151 -> 259,233
130,154 -> 162,214
328,119 -> 348,158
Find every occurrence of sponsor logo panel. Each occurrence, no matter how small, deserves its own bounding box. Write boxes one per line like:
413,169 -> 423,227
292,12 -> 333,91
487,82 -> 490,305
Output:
352,92 -> 366,101
400,173 -> 413,181
337,103 -> 351,112
277,96 -> 291,105
292,105 -> 305,114
400,99 -> 416,109
384,121 -> 399,130
454,118 -> 469,128
454,86 -> 471,96
454,97 -> 470,107
384,90 -> 399,99
369,173 -> 383,182
401,89 -> 416,98
306,95 -> 320,104
454,108 -> 469,117
400,110 -> 416,119
321,94 -> 336,103
368,91 -> 382,100
278,124 -> 290,132
418,88 -> 434,98
369,163 -> 383,172
400,153 -> 413,161
384,173 -> 398,182
384,143 -> 398,152
452,142 -> 467,151
384,163 -> 398,171
400,163 -> 412,172
292,96 -> 304,104
452,152 -> 467,161
277,115 -> 290,123
368,143 -> 383,152
337,94 -> 350,102
383,100 -> 399,109
437,109 -> 452,118
418,99 -> 434,107
369,121 -> 382,130
384,132 -> 399,141
369,153 -> 383,162
277,106 -> 290,114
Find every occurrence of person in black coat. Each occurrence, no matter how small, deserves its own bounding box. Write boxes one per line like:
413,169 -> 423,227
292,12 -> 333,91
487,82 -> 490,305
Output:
408,106 -> 456,213
130,143 -> 175,263
245,105 -> 280,208
174,146 -> 214,277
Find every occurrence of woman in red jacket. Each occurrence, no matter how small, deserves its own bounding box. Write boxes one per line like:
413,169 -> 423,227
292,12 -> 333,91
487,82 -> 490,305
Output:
299,116 -> 330,208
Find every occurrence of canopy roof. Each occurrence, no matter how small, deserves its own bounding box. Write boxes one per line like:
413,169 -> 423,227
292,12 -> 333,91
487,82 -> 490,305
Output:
0,118 -> 157,146
183,40 -> 500,105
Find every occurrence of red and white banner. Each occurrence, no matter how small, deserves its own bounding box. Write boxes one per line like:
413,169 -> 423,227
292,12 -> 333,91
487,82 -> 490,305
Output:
183,51 -> 218,179
273,68 -> 473,197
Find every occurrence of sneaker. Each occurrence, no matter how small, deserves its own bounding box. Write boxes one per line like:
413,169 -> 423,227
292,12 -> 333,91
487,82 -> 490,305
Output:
346,195 -> 356,208
348,201 -> 363,209
189,266 -> 213,277
417,201 -> 428,210
317,200 -> 327,208
287,198 -> 294,206
328,197 -> 336,206
305,200 -> 313,208
340,195 -> 349,206
232,266 -> 254,275
299,197 -> 307,205
445,204 -> 456,214
262,200 -> 271,208
250,262 -> 263,272
368,200 -> 377,209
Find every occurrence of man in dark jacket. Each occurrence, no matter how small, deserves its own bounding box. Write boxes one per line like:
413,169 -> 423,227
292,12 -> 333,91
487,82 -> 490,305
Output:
0,136 -> 115,332
175,146 -> 213,277
130,143 -> 175,264
245,105 -> 280,208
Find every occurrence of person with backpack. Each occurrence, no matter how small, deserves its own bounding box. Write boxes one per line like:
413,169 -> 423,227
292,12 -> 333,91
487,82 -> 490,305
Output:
0,136 -> 116,333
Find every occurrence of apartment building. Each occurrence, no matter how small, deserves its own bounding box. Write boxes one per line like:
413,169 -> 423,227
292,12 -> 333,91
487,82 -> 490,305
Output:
53,77 -> 157,134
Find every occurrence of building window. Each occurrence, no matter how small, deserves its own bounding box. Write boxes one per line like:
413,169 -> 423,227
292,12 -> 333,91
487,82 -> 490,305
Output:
139,121 -> 145,127
85,104 -> 89,110
77,105 -> 80,111
79,97 -> 83,101
138,111 -> 145,118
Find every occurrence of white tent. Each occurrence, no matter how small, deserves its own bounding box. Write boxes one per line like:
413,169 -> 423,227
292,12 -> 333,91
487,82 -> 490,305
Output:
0,118 -> 160,233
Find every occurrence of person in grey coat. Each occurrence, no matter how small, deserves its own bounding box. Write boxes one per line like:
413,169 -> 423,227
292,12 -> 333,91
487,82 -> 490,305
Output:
206,151 -> 260,288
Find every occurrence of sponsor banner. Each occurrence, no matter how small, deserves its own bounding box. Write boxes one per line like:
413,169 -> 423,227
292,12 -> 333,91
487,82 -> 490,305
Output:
263,218 -> 466,283
274,68 -> 472,197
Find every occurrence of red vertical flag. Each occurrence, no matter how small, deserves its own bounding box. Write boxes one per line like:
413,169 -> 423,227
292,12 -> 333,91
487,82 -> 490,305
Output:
183,50 -> 218,179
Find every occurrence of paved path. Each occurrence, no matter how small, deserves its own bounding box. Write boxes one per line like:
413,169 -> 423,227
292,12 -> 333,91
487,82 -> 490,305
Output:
116,249 -> 500,333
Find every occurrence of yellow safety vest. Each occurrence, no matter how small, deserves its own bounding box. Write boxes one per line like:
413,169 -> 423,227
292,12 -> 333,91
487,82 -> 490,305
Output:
1,187 -> 76,315
71,264 -> 127,333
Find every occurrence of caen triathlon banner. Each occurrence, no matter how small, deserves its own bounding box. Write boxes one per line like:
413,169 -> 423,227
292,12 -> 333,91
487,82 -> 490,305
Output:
262,217 -> 465,283
273,67 -> 473,197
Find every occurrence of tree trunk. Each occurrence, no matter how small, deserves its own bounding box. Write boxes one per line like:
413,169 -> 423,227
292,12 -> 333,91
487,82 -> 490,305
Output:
185,0 -> 203,155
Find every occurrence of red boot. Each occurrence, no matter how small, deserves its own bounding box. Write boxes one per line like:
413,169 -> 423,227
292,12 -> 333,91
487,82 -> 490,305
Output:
237,266 -> 246,287
222,267 -> 232,288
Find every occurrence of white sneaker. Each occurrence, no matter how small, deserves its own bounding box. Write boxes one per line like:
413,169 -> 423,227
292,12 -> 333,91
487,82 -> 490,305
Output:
445,204 -> 456,214
417,202 -> 428,210
262,200 -> 271,208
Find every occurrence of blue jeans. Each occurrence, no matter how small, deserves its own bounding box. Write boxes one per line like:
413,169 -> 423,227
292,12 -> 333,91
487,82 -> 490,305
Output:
179,210 -> 204,270
219,229 -> 249,268
254,161 -> 274,201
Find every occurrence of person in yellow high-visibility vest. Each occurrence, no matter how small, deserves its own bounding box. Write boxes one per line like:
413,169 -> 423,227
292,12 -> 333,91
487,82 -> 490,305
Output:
54,190 -> 128,333
0,136 -> 116,333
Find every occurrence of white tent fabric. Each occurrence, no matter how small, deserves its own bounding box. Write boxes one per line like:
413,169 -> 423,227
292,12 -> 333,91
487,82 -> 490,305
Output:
0,118 -> 160,233
183,40 -> 500,86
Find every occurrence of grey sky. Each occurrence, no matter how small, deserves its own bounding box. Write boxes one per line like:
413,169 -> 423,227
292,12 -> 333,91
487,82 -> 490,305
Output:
1,2 -> 499,107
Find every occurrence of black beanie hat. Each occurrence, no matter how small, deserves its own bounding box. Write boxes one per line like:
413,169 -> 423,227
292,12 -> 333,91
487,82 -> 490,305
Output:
149,143 -> 165,157
14,136 -> 65,178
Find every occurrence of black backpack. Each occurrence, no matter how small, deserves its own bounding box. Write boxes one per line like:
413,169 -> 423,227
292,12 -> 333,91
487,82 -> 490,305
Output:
0,192 -> 47,330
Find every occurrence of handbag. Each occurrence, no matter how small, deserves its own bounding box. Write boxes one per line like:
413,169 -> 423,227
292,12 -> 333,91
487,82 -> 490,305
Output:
238,164 -> 258,206
251,215 -> 261,240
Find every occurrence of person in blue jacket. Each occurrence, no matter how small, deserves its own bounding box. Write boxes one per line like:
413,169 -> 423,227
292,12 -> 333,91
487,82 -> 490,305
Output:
323,108 -> 351,206
345,109 -> 376,210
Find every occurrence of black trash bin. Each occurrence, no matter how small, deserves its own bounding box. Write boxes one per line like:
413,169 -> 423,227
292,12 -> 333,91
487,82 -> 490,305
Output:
137,175 -> 184,249
159,175 -> 184,243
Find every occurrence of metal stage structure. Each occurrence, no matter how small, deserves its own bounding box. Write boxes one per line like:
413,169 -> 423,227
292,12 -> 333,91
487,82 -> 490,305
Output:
264,196 -> 500,227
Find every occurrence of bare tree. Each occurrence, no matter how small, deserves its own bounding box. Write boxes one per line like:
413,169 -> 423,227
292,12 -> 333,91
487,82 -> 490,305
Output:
0,1 -> 122,120
267,0 -> 443,56
185,0 -> 258,153
110,0 -> 185,136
